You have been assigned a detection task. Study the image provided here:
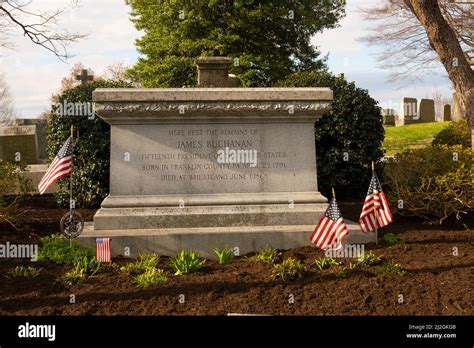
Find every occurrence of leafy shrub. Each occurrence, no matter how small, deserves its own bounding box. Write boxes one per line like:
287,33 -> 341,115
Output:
0,162 -> 32,228
0,162 -> 31,206
6,266 -> 41,279
120,253 -> 160,276
38,234 -> 95,264
48,80 -> 132,208
357,252 -> 382,266
212,246 -> 234,265
133,268 -> 167,288
245,246 -> 281,264
432,120 -> 470,148
385,145 -> 473,224
382,233 -> 400,246
169,250 -> 206,275
276,71 -> 384,199
272,258 -> 304,281
314,257 -> 340,270
377,262 -> 407,276
59,256 -> 102,285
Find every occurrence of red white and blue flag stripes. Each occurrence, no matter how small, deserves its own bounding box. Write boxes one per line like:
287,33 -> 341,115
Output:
310,197 -> 348,251
359,173 -> 393,232
38,136 -> 73,195
96,238 -> 111,262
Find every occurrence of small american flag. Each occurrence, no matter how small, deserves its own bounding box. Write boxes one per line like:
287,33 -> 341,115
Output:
310,198 -> 348,251
96,238 -> 111,262
359,173 -> 393,232
38,136 -> 73,194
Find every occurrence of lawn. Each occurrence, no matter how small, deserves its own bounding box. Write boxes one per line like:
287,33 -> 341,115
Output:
383,122 -> 450,156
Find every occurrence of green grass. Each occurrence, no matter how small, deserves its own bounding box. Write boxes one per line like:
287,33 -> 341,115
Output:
383,122 -> 450,156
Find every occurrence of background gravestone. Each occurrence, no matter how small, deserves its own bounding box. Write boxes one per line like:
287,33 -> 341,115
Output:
382,108 -> 396,126
15,118 -> 48,161
398,97 -> 418,126
418,99 -> 436,123
443,104 -> 451,122
0,125 -> 39,164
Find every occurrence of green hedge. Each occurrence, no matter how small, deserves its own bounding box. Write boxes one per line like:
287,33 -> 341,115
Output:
48,80 -> 132,208
432,119 -> 470,148
276,72 -> 385,199
385,145 -> 473,224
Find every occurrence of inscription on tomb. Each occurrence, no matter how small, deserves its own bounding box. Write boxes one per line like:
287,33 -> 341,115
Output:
110,123 -> 315,195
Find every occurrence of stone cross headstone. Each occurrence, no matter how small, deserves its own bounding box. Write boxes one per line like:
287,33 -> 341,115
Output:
418,98 -> 436,123
76,69 -> 94,85
0,125 -> 39,164
443,104 -> 452,122
399,97 -> 418,125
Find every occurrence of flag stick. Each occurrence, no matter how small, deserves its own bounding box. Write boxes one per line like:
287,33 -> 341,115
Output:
332,187 -> 336,199
372,161 -> 378,246
69,126 -> 74,218
67,125 -> 74,245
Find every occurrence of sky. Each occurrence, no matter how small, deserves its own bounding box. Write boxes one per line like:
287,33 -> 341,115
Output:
0,0 -> 453,119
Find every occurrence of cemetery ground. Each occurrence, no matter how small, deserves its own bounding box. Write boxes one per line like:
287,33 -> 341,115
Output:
383,122 -> 450,156
0,197 -> 472,316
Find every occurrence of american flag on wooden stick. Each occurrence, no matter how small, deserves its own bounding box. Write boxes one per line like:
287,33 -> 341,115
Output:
38,136 -> 73,194
96,238 -> 111,262
359,173 -> 393,232
310,197 -> 348,251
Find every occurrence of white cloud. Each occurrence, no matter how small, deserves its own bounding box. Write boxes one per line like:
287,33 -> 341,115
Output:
0,0 -> 140,118
0,0 -> 457,119
311,0 -> 378,55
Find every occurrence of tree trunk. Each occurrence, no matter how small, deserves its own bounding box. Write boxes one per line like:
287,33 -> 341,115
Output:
405,0 -> 474,150
452,91 -> 463,121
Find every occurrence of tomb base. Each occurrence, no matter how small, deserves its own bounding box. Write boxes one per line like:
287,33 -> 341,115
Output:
79,220 -> 374,259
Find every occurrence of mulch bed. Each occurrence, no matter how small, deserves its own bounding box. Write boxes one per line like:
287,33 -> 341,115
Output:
0,196 -> 472,316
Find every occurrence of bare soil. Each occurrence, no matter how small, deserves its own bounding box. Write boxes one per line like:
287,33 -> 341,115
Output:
0,196 -> 472,316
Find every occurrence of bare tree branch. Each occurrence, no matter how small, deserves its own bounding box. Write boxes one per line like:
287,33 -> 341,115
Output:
0,0 -> 86,61
358,0 -> 474,83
